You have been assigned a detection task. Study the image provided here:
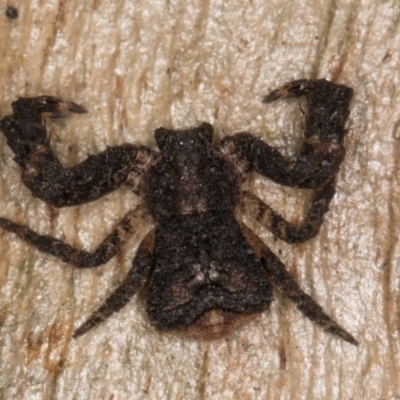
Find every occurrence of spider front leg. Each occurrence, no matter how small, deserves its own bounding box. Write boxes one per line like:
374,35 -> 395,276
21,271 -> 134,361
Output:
0,96 -> 152,207
221,79 -> 353,188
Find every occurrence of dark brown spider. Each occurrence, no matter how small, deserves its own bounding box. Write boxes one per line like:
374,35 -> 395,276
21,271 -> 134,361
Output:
0,79 -> 358,345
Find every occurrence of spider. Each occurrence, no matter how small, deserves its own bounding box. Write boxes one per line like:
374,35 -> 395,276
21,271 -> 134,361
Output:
0,79 -> 357,345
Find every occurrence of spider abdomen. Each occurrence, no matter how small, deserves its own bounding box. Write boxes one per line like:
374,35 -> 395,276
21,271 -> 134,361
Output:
146,210 -> 273,338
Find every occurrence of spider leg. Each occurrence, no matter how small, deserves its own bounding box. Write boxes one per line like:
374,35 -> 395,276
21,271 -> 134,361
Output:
0,205 -> 149,268
240,222 -> 358,346
220,79 -> 353,188
0,96 -> 152,207
241,177 -> 335,244
73,230 -> 154,338
262,79 -> 322,102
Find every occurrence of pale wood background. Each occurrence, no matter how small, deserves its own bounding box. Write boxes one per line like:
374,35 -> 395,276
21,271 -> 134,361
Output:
0,1 -> 399,399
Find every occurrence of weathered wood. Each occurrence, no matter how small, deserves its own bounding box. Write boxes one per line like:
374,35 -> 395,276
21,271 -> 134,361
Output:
0,1 -> 399,399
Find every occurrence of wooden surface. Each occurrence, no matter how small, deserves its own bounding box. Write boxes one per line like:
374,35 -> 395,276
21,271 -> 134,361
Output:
0,1 -> 399,399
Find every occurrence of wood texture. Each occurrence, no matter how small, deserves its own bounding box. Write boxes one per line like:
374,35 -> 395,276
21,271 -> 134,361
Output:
0,1 -> 399,399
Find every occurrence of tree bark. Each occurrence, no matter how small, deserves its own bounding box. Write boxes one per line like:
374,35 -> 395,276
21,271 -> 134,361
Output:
0,1 -> 399,399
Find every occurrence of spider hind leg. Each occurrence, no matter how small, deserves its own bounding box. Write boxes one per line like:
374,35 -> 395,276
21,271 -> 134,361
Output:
240,222 -> 358,346
73,230 -> 154,338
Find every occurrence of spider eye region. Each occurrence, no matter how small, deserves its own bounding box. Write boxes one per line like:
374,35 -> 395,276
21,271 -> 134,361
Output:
154,123 -> 214,153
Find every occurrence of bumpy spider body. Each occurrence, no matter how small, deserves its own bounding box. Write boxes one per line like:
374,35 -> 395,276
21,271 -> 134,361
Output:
0,79 -> 357,345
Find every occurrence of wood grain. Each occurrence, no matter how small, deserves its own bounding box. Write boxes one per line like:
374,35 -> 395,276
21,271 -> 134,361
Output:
1,1 -> 399,399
